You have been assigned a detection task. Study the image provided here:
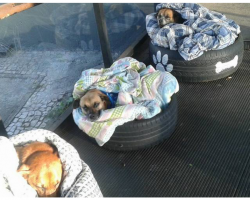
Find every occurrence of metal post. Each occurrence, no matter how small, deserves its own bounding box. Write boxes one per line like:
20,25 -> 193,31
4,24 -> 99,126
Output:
93,3 -> 113,68
0,116 -> 8,138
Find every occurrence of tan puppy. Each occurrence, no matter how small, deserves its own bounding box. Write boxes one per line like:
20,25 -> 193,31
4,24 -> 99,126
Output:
16,142 -> 62,197
157,8 -> 185,28
73,89 -> 110,121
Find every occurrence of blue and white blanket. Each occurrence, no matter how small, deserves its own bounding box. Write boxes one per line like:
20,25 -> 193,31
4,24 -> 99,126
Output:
146,3 -> 241,61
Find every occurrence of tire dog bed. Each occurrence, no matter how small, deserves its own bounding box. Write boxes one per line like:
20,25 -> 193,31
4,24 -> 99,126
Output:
147,3 -> 243,82
0,129 -> 103,197
72,57 -> 179,151
102,94 -> 178,151
149,33 -> 244,82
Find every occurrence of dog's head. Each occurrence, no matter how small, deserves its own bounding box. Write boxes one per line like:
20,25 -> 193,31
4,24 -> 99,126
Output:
157,8 -> 183,28
16,142 -> 55,164
73,89 -> 110,122
16,142 -> 62,197
17,151 -> 62,197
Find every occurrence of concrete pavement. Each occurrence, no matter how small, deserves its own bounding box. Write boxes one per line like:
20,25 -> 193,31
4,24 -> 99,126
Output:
0,46 -> 103,136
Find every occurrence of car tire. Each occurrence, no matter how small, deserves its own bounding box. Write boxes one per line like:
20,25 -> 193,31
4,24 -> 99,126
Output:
149,34 -> 244,82
98,94 -> 178,151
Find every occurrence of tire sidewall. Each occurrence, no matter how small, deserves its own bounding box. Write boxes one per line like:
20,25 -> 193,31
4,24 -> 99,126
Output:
149,34 -> 244,82
102,94 -> 178,151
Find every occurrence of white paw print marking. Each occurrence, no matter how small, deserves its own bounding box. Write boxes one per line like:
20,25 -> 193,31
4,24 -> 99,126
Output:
153,51 -> 173,72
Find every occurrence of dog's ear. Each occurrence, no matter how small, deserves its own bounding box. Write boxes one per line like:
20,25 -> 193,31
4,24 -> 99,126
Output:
99,93 -> 109,103
17,164 -> 30,179
173,11 -> 185,24
173,11 -> 179,18
99,93 -> 111,109
73,99 -> 80,109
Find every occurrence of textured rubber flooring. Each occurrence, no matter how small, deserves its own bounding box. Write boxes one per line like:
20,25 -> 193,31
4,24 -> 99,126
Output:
55,50 -> 250,197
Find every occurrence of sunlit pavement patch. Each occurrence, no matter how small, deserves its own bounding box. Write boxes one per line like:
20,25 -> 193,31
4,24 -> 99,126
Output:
0,73 -> 43,128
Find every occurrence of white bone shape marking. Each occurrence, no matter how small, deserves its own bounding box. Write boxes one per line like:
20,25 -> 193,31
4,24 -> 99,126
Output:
215,55 -> 238,73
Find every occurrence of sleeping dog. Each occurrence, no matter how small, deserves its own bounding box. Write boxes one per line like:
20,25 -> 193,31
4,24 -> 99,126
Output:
73,89 -> 113,122
16,142 -> 63,197
157,8 -> 185,28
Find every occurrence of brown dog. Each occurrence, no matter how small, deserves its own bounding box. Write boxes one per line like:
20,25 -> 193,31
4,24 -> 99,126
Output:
16,142 -> 62,197
157,8 -> 185,28
73,89 -> 111,122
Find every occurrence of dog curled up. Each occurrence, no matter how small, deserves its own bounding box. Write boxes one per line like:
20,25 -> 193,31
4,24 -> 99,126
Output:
15,142 -> 63,197
73,89 -> 117,122
156,8 -> 185,28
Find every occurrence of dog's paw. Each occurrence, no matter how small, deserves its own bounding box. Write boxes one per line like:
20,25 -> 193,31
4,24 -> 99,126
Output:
153,51 -> 173,72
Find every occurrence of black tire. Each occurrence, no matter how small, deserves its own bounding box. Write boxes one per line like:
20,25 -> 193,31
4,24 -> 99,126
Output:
99,94 -> 178,151
149,34 -> 244,82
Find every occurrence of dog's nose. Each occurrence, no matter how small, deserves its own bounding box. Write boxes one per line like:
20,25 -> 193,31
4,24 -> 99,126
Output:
89,114 -> 96,120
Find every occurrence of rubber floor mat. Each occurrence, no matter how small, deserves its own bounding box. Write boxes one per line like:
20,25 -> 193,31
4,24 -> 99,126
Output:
55,51 -> 250,197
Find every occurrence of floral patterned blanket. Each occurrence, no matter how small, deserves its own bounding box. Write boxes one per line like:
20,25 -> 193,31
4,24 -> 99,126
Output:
72,57 -> 179,146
